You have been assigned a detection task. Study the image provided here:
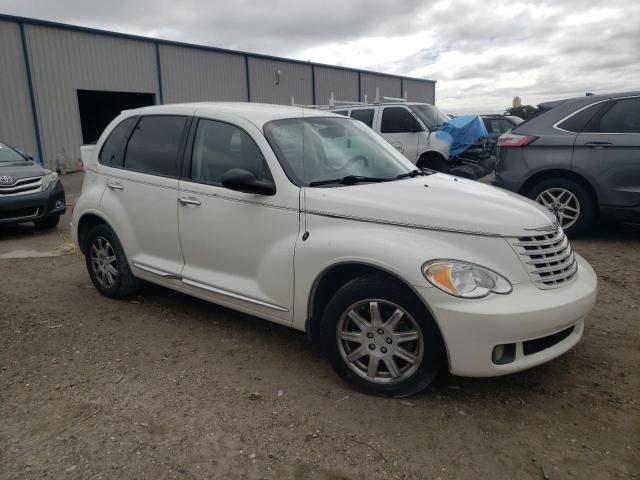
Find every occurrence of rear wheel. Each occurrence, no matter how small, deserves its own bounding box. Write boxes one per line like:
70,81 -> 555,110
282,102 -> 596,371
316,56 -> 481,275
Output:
85,224 -> 140,298
321,274 -> 445,397
418,153 -> 449,173
527,177 -> 596,237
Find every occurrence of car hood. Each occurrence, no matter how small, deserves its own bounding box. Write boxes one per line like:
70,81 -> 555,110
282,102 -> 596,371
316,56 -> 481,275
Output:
0,162 -> 45,181
304,173 -> 556,237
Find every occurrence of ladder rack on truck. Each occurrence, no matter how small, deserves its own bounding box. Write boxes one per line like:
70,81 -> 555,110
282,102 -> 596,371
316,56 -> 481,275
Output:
291,88 -> 409,109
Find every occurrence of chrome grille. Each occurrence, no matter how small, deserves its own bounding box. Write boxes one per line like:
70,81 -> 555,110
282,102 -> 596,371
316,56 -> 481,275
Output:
511,228 -> 577,288
0,176 -> 43,196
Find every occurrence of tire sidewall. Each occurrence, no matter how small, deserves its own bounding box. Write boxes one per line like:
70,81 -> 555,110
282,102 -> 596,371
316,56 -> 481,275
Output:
320,275 -> 444,397
528,178 -> 595,237
85,224 -> 135,297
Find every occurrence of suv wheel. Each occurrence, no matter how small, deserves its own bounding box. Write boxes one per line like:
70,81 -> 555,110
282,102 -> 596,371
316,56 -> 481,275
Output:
527,178 -> 596,237
321,274 -> 444,397
33,216 -> 60,229
85,224 -> 140,298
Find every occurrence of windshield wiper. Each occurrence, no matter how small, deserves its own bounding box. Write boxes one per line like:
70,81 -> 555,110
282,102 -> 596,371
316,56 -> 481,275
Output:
309,175 -> 390,187
395,169 -> 427,179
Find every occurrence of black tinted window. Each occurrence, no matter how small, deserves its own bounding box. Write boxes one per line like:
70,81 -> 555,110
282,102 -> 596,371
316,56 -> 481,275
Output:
99,117 -> 137,166
381,107 -> 417,133
558,102 -> 607,132
191,119 -> 268,185
334,110 -> 348,116
591,98 -> 640,133
350,109 -> 374,127
124,116 -> 187,176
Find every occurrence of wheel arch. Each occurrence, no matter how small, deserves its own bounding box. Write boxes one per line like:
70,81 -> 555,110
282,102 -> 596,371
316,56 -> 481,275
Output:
76,212 -> 114,254
417,150 -> 448,168
520,169 -> 600,207
305,261 -> 449,365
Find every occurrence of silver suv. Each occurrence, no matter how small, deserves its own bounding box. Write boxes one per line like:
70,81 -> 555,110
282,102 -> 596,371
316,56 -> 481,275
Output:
494,91 -> 640,237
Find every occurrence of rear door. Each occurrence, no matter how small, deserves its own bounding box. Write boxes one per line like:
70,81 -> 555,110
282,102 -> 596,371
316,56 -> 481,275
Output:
573,97 -> 640,207
377,106 -> 423,162
100,112 -> 191,278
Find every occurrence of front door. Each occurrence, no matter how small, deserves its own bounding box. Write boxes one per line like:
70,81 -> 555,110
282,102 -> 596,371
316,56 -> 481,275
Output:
377,106 -> 423,163
573,96 -> 640,207
177,114 -> 300,322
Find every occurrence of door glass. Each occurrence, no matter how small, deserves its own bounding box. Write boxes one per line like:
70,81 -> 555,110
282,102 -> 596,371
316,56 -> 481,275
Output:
333,110 -> 348,116
99,116 -> 137,166
381,107 -> 419,133
350,109 -> 375,127
589,98 -> 640,133
489,119 -> 514,134
123,116 -> 187,176
191,119 -> 268,185
558,102 -> 608,133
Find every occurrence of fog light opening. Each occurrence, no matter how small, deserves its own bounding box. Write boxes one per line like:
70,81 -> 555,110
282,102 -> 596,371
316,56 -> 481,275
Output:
492,343 -> 516,365
55,199 -> 64,209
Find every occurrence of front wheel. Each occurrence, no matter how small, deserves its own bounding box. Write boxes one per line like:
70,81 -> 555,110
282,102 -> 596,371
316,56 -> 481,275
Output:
85,224 -> 140,298
527,178 -> 596,238
320,274 -> 445,397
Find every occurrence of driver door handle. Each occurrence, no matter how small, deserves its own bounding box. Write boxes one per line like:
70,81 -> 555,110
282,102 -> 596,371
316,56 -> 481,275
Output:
178,197 -> 201,206
107,181 -> 124,191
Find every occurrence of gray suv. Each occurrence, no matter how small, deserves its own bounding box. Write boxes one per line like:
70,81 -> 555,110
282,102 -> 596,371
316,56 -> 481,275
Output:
493,92 -> 640,236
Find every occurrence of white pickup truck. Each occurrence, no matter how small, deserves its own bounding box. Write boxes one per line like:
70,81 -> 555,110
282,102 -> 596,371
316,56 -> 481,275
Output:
327,101 -> 453,171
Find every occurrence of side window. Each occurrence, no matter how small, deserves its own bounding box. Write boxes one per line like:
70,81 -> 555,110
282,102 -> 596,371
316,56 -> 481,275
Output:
588,98 -> 640,134
350,109 -> 375,128
98,117 -> 137,166
489,119 -> 514,134
558,102 -> 608,133
123,116 -> 187,176
381,107 -> 418,133
333,110 -> 348,116
191,119 -> 268,185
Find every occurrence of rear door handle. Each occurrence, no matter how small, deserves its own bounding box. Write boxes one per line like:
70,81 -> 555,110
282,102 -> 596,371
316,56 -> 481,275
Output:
585,142 -> 613,149
107,181 -> 124,191
178,197 -> 201,206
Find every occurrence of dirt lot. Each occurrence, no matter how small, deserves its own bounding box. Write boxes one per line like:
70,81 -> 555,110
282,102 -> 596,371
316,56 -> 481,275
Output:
1,178 -> 638,479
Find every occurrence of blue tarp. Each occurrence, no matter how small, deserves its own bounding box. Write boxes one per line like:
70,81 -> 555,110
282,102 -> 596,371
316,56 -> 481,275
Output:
435,115 -> 488,157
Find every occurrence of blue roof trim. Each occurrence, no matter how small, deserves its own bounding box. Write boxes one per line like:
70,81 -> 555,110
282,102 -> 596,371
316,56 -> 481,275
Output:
0,13 -> 436,84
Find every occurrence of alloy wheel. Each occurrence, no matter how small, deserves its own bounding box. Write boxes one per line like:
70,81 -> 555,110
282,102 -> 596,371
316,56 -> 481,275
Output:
337,299 -> 424,384
535,187 -> 581,229
90,236 -> 118,288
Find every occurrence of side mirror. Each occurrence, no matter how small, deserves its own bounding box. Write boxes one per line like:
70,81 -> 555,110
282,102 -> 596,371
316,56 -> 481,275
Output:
221,168 -> 276,195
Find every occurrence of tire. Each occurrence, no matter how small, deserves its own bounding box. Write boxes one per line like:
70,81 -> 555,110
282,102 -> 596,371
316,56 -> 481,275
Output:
33,216 -> 60,229
527,177 -> 596,238
320,273 -> 445,397
84,223 -> 140,298
418,154 -> 449,173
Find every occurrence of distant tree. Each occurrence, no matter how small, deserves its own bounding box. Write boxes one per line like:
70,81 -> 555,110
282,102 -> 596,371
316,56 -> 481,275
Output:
506,105 -> 538,120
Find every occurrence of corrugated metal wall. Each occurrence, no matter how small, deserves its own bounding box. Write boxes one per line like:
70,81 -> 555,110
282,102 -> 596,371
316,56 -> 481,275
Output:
159,45 -> 248,103
24,25 -> 160,171
403,78 -> 435,104
360,73 -> 402,102
248,58 -> 313,105
0,20 -> 38,158
314,66 -> 359,105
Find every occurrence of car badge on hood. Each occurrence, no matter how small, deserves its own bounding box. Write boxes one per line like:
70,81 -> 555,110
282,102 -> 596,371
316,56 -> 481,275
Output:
0,175 -> 14,185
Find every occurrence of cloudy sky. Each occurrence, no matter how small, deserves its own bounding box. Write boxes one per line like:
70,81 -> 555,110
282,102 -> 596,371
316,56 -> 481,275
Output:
1,0 -> 638,113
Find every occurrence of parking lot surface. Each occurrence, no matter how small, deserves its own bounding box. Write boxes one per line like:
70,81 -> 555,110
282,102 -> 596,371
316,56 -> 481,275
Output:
1,174 -> 638,479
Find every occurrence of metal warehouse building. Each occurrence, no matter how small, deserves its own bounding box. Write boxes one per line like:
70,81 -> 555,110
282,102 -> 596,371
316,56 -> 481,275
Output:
0,14 -> 436,172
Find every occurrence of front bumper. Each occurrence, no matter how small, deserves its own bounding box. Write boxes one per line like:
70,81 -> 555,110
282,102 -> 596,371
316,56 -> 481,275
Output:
0,180 -> 66,224
416,253 -> 597,377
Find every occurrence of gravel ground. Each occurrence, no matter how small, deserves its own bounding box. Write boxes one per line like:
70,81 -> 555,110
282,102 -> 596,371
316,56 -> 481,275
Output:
1,213 -> 638,479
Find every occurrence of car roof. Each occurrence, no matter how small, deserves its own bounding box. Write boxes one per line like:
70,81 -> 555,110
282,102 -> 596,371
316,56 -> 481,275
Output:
538,91 -> 640,110
123,102 -> 343,127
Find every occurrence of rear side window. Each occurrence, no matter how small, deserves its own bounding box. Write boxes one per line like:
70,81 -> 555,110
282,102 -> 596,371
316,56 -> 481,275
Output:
190,119 -> 269,185
381,107 -> 418,133
123,115 -> 187,176
557,102 -> 608,132
486,118 -> 514,134
586,98 -> 640,133
350,109 -> 375,128
333,110 -> 348,116
99,117 -> 137,166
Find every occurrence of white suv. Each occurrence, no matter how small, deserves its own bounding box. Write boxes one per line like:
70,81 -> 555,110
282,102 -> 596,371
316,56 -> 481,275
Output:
72,102 -> 597,397
328,102 -> 452,170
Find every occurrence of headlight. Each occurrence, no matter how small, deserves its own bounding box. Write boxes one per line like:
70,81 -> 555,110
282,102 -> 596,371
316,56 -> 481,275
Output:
422,260 -> 512,298
41,170 -> 58,191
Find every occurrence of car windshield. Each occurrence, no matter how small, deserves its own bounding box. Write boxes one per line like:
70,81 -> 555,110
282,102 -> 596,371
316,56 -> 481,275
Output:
410,104 -> 450,130
0,142 -> 28,164
264,117 -> 417,187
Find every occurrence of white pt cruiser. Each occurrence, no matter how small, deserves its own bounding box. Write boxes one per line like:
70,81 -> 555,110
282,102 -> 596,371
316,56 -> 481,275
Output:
72,103 -> 597,397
